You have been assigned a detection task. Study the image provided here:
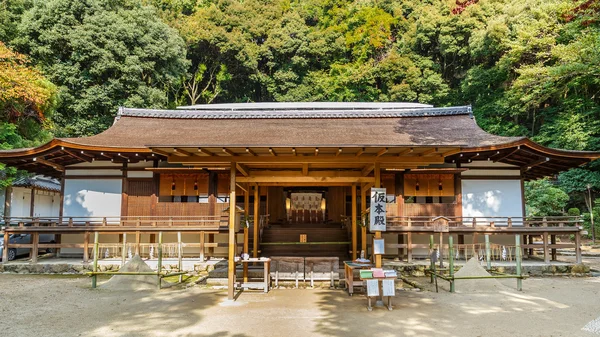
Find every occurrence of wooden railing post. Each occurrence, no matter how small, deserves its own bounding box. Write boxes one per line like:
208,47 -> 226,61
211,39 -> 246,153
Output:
199,231 -> 205,261
30,232 -> 39,264
2,232 -> 8,262
407,217 -> 413,263
68,218 -> 73,227
83,231 -> 90,263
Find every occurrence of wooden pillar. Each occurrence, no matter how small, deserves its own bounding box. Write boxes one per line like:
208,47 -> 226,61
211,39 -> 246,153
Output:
83,231 -> 90,262
121,162 -> 128,217
543,231 -> 549,263
454,174 -> 464,255
253,184 -> 259,258
407,218 -> 413,263
29,188 -> 35,217
227,165 -> 237,301
351,184 -> 357,260
208,172 -> 217,257
551,235 -> 557,261
360,185 -> 367,254
30,232 -> 39,263
395,173 -> 404,260
575,231 -> 582,264
4,186 -> 12,219
57,176 -> 65,257
199,231 -> 205,261
243,186 -> 249,282
374,162 -> 382,268
135,231 -> 141,255
2,231 -> 8,262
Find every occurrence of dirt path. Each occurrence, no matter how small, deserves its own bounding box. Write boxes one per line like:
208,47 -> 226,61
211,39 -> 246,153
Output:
0,274 -> 598,337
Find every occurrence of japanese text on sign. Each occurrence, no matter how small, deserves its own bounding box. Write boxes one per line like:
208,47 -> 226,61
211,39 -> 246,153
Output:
370,188 -> 387,232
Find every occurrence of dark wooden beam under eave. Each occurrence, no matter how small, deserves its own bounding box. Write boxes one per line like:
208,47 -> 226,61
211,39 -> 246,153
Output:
33,157 -> 65,172
61,149 -> 93,163
492,146 -> 521,163
236,163 -> 250,177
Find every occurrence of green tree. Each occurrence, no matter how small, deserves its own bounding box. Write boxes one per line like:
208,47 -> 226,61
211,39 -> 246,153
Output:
13,0 -> 188,137
524,179 -> 569,216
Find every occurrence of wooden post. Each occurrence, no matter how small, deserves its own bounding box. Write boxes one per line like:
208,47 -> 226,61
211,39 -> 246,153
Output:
30,232 -> 39,263
439,232 -> 443,268
360,185 -> 367,255
516,235 -> 522,291
243,188 -> 249,282
2,231 -> 8,262
551,235 -> 557,261
29,188 -> 35,217
351,184 -> 357,260
575,230 -> 582,264
374,162 -> 382,268
485,235 -> 491,270
177,232 -> 183,283
429,235 -> 435,283
92,232 -> 99,288
83,231 -> 90,263
543,231 -> 549,263
121,233 -> 127,265
199,231 -> 205,261
407,218 -> 413,263
449,235 -> 455,293
228,165 -> 237,300
135,231 -> 141,256
253,184 -> 259,258
157,231 -> 163,290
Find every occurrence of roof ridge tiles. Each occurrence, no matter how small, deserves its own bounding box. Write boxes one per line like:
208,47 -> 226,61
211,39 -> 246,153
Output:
119,105 -> 472,120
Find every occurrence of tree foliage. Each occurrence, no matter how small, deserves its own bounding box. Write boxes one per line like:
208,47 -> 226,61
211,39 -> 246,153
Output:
1,0 -> 600,214
524,179 -> 570,216
12,0 -> 188,136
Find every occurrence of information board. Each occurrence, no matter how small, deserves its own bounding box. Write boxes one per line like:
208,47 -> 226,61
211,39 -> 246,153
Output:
369,187 -> 387,232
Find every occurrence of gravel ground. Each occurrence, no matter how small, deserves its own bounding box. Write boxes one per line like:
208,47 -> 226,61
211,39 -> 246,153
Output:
1,273 -> 599,337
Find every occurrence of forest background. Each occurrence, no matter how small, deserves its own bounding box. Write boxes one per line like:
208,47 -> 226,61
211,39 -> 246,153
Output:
1,0 -> 599,234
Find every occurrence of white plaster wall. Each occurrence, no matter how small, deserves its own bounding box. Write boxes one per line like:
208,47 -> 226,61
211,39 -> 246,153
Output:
461,180 -> 523,218
63,179 -> 122,217
10,187 -> 31,217
33,192 -> 60,217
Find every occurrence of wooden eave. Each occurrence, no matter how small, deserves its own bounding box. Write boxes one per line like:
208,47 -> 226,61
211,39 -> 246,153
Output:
446,139 -> 600,180
0,139 -> 161,178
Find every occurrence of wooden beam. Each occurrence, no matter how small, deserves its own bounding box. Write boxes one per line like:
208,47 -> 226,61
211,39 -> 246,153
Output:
356,148 -> 365,157
493,146 -> 521,163
169,155 -> 445,165
397,148 -> 414,156
302,163 -> 309,176
246,148 -> 257,156
198,148 -> 214,156
237,176 -> 375,184
376,148 -> 388,157
236,183 -> 247,193
269,148 -> 277,156
222,148 -> 236,156
63,149 -> 93,163
250,170 -> 362,177
362,164 -> 375,176
236,163 -> 250,177
420,147 -> 438,156
33,157 -> 65,172
525,157 -> 550,171
173,148 -> 196,157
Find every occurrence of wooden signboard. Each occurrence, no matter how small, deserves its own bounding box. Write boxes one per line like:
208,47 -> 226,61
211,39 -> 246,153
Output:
370,187 -> 387,232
